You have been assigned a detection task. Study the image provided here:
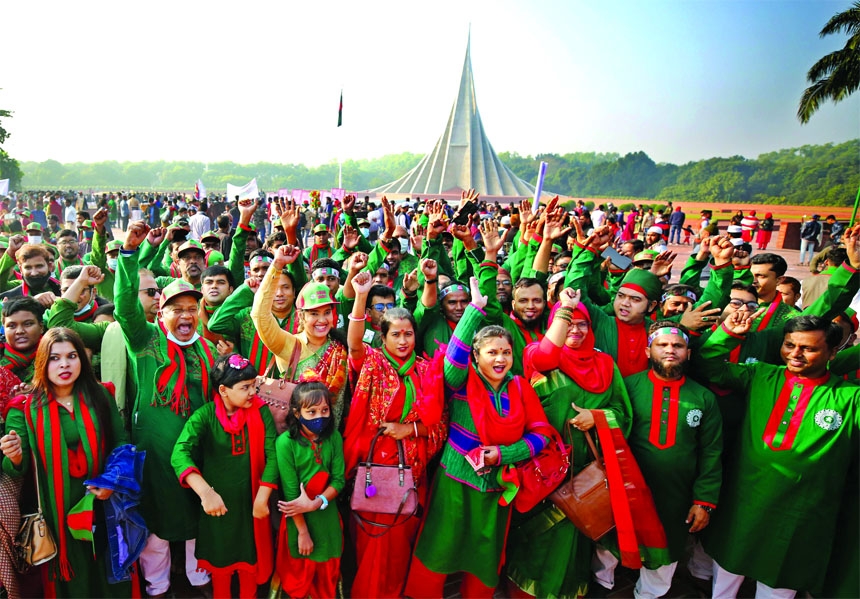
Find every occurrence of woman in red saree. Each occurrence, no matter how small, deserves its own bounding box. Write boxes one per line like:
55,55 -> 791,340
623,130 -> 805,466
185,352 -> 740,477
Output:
343,266 -> 447,598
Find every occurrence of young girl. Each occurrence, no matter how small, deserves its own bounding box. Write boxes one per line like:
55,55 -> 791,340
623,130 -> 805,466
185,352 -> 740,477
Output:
171,354 -> 279,599
273,379 -> 345,599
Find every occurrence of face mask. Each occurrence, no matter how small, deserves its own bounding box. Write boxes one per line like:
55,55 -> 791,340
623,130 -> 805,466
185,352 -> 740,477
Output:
399,238 -> 409,253
166,329 -> 201,347
299,415 -> 330,436
27,235 -> 41,244
107,257 -> 118,271
74,301 -> 94,317
24,274 -> 50,290
360,227 -> 370,238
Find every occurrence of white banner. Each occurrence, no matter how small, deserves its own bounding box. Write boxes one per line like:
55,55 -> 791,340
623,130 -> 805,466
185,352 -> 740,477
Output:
0,179 -> 9,197
226,178 -> 258,202
195,179 -> 207,200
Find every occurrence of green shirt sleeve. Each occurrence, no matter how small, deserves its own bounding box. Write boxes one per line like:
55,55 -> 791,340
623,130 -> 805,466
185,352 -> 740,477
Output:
207,284 -> 254,341
694,325 -> 755,392
115,249 -> 154,352
45,298 -> 110,351
225,225 -> 249,286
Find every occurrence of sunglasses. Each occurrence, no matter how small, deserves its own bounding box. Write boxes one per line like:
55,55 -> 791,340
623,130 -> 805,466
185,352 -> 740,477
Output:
729,299 -> 759,311
141,288 -> 161,297
371,302 -> 396,311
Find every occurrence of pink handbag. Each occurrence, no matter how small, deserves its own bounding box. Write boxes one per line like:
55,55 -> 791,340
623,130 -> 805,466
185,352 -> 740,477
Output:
350,429 -> 418,536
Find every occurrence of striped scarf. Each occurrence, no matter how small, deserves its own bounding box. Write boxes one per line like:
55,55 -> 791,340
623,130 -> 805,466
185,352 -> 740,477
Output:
2,343 -> 36,374
249,311 -> 297,375
24,392 -> 102,582
154,320 -> 215,416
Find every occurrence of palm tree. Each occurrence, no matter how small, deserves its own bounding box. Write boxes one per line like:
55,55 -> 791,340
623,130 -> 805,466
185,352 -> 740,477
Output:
797,1 -> 860,124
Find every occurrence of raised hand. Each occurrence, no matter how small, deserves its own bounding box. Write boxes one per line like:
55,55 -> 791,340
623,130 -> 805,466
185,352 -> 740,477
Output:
460,188 -> 480,206
732,248 -> 751,267
679,301 -> 722,330
544,204 -> 572,240
246,277 -> 261,294
7,235 -> 25,256
410,223 -> 426,252
380,196 -> 396,240
343,194 -> 356,215
349,252 -> 368,273
696,234 -> 712,261
402,269 -> 419,294
238,198 -> 258,226
351,270 -> 374,295
146,227 -> 166,247
426,201 -> 448,240
590,225 -> 613,251
844,224 -> 860,269
468,276 -> 487,310
280,200 -> 300,233
341,225 -> 361,251
124,221 -> 150,251
79,265 -> 105,287
518,199 -> 535,227
272,244 -> 300,270
650,251 -> 677,278
215,339 -> 235,357
558,287 -> 581,309
724,308 -> 759,336
709,236 -> 735,266
420,258 -> 438,280
480,218 -> 503,255
92,208 -> 109,233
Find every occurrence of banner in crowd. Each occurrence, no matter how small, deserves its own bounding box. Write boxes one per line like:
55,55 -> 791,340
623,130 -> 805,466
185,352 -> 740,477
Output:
0,179 -> 9,197
330,188 -> 345,202
226,178 -> 259,202
195,179 -> 207,200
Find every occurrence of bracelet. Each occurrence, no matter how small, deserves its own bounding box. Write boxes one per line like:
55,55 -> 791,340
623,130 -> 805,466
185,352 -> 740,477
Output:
317,494 -> 329,511
205,486 -> 216,496
424,278 -> 438,284
347,314 -> 366,322
413,422 -> 419,438
402,288 -> 418,297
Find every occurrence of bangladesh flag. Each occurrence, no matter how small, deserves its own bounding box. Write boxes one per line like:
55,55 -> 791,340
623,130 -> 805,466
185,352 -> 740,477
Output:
337,90 -> 343,127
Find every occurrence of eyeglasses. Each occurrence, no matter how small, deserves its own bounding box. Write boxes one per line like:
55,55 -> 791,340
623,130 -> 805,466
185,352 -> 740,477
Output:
496,279 -> 512,286
568,322 -> 590,332
729,299 -> 759,311
165,307 -> 197,316
140,288 -> 161,297
371,302 -> 396,311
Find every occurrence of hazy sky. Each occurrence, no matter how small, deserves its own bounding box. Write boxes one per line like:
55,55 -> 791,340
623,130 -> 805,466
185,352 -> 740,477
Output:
3,0 -> 858,168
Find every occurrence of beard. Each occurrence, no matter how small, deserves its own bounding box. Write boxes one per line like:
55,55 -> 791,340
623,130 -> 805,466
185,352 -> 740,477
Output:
514,309 -> 543,328
650,356 -> 688,380
23,274 -> 50,291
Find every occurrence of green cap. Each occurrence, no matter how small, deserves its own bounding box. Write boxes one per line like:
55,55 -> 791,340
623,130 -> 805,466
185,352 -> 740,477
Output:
25,222 -> 42,232
633,249 -> 659,264
207,251 -> 224,266
177,240 -> 206,258
619,269 -> 663,302
312,224 -> 329,234
172,215 -> 189,227
296,282 -> 339,310
80,220 -> 93,230
106,240 -> 123,253
201,230 -> 220,242
159,279 -> 202,309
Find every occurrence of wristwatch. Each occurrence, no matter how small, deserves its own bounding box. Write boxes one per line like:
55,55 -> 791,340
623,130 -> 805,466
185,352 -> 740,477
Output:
317,495 -> 329,511
699,505 -> 713,513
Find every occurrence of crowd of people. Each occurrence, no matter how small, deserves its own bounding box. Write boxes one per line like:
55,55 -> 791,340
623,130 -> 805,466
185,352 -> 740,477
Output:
0,189 -> 857,599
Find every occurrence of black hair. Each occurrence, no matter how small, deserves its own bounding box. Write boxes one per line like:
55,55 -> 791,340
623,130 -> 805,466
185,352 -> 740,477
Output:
368,284 -> 396,305
649,319 -> 690,337
662,284 -> 698,301
60,264 -> 86,281
56,229 -> 77,241
201,265 -> 235,289
216,215 -> 231,229
285,381 -> 335,443
513,277 -> 545,296
264,231 -> 287,248
776,276 -> 801,294
731,281 -> 758,299
3,296 -> 46,322
92,303 -> 115,320
783,315 -> 843,350
826,247 -> 847,267
751,252 -> 787,277
311,257 -> 341,273
621,239 -> 645,254
210,354 -> 259,392
380,307 -> 416,336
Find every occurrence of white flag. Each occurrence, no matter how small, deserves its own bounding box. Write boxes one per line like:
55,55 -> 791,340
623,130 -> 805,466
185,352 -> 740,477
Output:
226,178 -> 259,202
0,179 -> 9,197
195,179 -> 207,200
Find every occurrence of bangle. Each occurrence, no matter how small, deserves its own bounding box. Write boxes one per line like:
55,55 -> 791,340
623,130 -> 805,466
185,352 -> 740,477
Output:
317,494 -> 329,511
413,422 -> 419,438
347,314 -> 366,322
424,278 -> 438,284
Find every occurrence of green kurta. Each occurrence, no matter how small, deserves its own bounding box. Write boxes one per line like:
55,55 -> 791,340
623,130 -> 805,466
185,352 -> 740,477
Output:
696,326 -> 860,592
622,370 -> 722,564
275,431 -> 345,561
507,367 -> 632,599
2,392 -> 130,598
171,402 -> 279,569
114,248 -> 217,541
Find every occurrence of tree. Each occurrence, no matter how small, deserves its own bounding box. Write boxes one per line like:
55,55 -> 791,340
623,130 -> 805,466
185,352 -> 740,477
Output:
0,105 -> 23,190
798,1 -> 860,123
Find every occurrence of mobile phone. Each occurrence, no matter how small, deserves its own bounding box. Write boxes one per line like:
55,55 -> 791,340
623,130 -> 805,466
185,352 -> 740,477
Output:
601,247 -> 632,271
452,202 -> 479,225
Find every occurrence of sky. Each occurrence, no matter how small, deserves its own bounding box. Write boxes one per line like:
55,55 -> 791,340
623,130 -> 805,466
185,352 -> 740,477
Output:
3,0 -> 858,169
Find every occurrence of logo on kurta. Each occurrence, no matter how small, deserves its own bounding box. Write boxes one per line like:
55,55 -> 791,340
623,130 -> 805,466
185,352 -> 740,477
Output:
686,409 -> 702,427
814,409 -> 842,431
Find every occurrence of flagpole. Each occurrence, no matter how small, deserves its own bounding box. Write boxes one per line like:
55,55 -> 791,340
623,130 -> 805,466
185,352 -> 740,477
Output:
337,87 -> 344,189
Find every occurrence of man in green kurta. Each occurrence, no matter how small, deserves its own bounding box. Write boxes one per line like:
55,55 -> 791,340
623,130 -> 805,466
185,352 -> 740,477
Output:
695,310 -> 860,597
594,322 -> 722,598
115,220 -> 217,597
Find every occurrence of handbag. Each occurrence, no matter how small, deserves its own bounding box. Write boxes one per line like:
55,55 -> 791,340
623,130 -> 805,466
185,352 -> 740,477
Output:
350,429 -> 418,536
255,343 -> 302,434
15,451 -> 58,571
548,426 -> 615,541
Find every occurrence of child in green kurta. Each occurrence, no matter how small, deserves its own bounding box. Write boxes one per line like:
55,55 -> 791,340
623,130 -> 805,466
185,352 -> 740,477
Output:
171,354 -> 279,599
272,380 -> 345,599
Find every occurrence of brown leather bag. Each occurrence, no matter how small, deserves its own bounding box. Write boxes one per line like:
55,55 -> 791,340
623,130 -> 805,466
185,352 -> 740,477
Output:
255,343 -> 302,434
548,427 -> 615,541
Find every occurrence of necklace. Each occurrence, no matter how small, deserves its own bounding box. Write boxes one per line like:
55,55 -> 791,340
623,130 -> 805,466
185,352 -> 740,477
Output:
56,395 -> 74,410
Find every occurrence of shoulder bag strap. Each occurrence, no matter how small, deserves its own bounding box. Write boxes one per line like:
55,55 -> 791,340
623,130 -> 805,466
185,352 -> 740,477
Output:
284,341 -> 302,381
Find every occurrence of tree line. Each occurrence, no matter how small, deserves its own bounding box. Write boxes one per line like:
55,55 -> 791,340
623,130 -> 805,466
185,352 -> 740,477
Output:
16,139 -> 859,207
